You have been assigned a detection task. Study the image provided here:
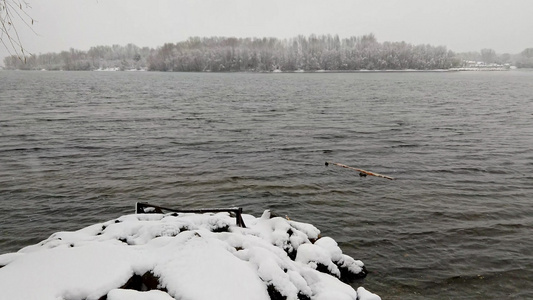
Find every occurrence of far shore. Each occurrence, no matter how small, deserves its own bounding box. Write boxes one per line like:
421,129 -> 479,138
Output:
1,68 -> 517,73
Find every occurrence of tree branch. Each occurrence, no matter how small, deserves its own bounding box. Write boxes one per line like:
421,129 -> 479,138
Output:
1,0 -> 34,61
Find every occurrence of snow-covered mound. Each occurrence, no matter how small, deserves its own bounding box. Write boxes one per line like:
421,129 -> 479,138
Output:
0,210 -> 380,300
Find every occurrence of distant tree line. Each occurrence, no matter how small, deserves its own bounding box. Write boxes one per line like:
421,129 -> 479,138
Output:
455,48 -> 533,68
149,34 -> 463,71
3,43 -> 152,71
3,34 -> 532,71
515,48 -> 533,68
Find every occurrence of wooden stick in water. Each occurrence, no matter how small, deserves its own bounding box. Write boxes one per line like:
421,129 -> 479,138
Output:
325,162 -> 395,180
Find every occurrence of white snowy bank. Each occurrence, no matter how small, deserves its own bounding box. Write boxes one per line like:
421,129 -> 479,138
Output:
0,209 -> 380,300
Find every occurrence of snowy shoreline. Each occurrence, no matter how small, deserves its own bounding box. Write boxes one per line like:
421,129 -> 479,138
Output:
4,67 -> 514,73
0,208 -> 380,300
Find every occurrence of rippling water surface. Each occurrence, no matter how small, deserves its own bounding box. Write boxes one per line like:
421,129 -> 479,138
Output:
1,70 -> 532,299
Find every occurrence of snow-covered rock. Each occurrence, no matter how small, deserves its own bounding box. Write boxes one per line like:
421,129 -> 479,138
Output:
0,210 -> 379,300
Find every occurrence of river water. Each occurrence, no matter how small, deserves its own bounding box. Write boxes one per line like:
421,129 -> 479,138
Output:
1,70 -> 532,299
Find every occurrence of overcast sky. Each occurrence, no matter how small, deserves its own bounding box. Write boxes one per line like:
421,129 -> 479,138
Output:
2,0 -> 533,62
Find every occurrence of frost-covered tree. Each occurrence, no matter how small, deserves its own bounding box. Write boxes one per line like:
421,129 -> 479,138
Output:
3,34 -> 463,71
480,48 -> 496,64
516,48 -> 533,68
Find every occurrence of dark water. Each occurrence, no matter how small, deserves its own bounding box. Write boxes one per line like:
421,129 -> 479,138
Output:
1,70 -> 532,299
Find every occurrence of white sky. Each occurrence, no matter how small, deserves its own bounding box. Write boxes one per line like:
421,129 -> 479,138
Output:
2,0 -> 533,62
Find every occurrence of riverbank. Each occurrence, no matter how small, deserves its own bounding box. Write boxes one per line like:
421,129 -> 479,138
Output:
0,208 -> 380,300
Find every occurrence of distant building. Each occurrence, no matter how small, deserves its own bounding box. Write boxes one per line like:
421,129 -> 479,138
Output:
452,60 -> 510,71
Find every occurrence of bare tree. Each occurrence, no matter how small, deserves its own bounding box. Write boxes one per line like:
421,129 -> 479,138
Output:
480,48 -> 496,64
1,0 -> 34,60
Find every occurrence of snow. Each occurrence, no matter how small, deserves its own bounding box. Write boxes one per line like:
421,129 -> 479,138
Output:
151,232 -> 268,300
0,244 -> 138,300
0,209 -> 380,300
107,289 -> 175,300
357,287 -> 382,300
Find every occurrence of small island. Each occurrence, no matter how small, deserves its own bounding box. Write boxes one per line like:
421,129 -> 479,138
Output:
3,35 -> 532,72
